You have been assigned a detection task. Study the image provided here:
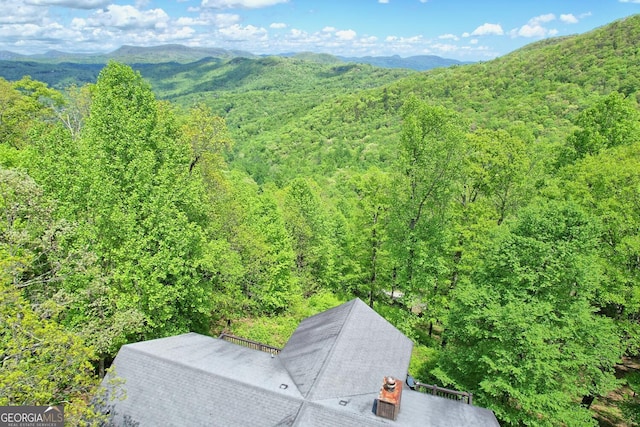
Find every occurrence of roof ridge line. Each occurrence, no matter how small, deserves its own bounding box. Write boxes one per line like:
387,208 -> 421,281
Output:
304,298 -> 359,400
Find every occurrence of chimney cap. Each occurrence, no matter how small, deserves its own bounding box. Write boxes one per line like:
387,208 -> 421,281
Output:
384,376 -> 397,391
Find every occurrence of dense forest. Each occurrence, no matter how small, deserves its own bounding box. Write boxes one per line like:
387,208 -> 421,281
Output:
2,14 -> 640,427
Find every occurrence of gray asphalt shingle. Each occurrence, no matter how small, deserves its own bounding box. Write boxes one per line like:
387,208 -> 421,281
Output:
278,299 -> 413,401
100,299 -> 500,426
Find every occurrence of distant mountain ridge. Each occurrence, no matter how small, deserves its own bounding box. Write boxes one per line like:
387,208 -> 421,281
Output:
0,44 -> 468,71
0,44 -> 255,64
339,54 -> 469,70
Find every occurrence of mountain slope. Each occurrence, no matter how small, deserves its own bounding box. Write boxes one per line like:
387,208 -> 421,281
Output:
0,61 -> 104,86
108,44 -> 255,63
0,44 -> 467,70
0,45 -> 254,64
2,14 -> 638,186
339,54 -> 468,70
225,14 -> 640,183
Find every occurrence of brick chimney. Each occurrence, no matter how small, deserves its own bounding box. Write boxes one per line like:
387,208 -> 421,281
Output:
375,376 -> 403,420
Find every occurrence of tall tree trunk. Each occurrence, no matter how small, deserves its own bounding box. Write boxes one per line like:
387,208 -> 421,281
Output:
391,267 -> 397,300
581,395 -> 595,408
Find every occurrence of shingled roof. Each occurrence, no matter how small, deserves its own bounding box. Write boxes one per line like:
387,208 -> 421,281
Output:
278,298 -> 413,401
99,298 -> 500,426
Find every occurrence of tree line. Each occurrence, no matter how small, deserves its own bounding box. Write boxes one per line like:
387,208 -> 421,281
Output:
1,58 -> 640,426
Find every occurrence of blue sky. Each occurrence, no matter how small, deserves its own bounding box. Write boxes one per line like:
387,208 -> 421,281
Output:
1,0 -> 639,60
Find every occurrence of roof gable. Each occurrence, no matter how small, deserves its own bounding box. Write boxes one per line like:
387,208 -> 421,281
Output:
100,299 -> 501,426
278,298 -> 413,400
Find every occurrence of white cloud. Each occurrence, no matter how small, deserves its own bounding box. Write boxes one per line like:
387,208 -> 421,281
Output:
470,23 -> 504,36
0,0 -> 563,61
212,13 -> 242,27
0,19 -> 94,52
175,16 -> 200,26
335,29 -> 357,40
438,33 -> 459,41
531,13 -> 556,25
70,17 -> 86,30
201,0 -> 288,8
378,0 -> 389,3
0,2 -> 47,24
515,24 -> 546,37
0,2 -> 210,54
176,13 -> 239,27
0,23 -> 44,38
25,0 -> 109,8
86,5 -> 170,30
510,13 -> 557,38
560,13 -> 578,24
147,26 -> 196,43
218,23 -> 268,40
431,42 -> 457,52
289,28 -> 307,39
620,0 -> 640,3
383,34 -> 424,49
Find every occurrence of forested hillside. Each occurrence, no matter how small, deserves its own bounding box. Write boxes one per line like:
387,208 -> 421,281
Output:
2,14 -> 640,427
216,15 -> 640,184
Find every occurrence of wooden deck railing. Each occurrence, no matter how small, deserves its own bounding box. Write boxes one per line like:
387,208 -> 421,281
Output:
414,382 -> 473,405
218,333 -> 282,355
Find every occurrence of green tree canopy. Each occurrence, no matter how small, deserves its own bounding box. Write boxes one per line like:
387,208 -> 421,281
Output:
27,63 -> 217,358
280,177 -> 337,294
435,200 -> 622,427
391,96 -> 466,303
562,141 -> 640,352
563,92 -> 640,163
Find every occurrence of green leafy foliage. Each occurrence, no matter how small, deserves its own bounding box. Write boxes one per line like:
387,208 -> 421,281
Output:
561,141 -> 640,353
447,127 -> 537,295
562,92 -> 640,163
76,62 -> 213,337
622,371 -> 640,425
339,167 -> 393,305
280,177 -> 339,294
0,277 -> 101,424
2,13 -> 640,425
390,97 -> 466,304
224,172 -> 298,314
0,77 -> 60,150
436,201 -> 622,426
0,168 -> 101,423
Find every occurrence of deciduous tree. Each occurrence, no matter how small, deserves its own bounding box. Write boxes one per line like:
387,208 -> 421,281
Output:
68,62 -> 213,342
435,201 -> 622,426
392,96 -> 466,302
563,92 -> 640,163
